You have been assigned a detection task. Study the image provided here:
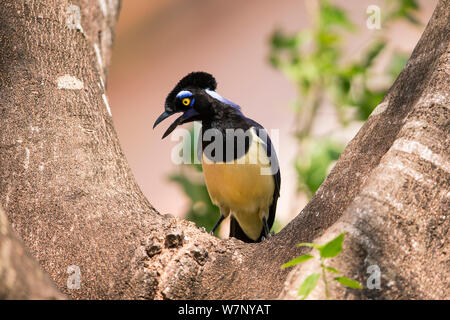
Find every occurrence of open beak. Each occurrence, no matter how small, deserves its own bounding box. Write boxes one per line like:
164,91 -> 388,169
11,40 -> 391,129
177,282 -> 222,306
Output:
153,111 -> 174,129
153,109 -> 201,139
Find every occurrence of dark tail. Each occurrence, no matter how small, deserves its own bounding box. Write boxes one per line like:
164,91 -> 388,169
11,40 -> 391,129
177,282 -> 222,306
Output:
229,197 -> 278,243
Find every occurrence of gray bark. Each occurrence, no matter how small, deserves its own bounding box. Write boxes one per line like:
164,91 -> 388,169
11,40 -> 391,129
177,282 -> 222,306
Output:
0,0 -> 447,299
279,0 -> 449,299
0,206 -> 64,299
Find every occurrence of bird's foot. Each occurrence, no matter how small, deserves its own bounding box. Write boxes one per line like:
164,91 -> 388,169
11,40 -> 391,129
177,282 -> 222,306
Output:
261,232 -> 274,242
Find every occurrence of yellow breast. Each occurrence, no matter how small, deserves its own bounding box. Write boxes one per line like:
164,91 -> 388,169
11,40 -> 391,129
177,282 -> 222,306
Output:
201,128 -> 275,215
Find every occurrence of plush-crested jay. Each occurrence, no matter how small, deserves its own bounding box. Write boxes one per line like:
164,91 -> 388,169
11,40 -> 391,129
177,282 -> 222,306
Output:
154,72 -> 280,243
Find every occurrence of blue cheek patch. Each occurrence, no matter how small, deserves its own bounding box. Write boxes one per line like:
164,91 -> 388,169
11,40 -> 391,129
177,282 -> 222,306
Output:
189,98 -> 195,107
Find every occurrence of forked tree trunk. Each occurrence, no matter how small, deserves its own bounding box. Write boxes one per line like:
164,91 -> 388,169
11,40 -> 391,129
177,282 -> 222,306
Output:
0,0 -> 448,299
279,0 -> 449,299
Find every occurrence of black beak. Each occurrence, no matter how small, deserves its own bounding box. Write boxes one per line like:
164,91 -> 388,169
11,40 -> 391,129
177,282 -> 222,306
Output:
153,109 -> 201,139
153,111 -> 174,129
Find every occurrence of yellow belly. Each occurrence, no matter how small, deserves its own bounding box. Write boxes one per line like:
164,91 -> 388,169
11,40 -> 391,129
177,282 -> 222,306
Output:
201,129 -> 275,240
202,160 -> 275,213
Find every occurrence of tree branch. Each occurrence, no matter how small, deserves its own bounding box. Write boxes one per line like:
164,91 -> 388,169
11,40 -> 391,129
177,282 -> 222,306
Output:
0,0 -> 447,300
279,0 -> 449,299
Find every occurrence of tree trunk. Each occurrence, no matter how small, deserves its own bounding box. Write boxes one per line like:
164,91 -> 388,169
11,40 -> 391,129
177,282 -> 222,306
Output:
279,0 -> 449,299
0,0 -> 447,299
0,206 -> 64,299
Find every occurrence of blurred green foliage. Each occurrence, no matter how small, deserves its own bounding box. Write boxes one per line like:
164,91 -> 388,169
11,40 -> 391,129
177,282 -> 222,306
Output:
170,0 -> 420,232
269,0 -> 420,197
295,138 -> 342,196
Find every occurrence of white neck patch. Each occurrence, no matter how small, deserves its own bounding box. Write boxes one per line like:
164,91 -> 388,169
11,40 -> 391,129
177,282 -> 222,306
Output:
205,89 -> 240,109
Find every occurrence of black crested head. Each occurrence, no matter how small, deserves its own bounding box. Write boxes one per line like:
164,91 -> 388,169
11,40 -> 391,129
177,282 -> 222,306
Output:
165,72 -> 217,111
176,71 -> 217,91
155,71 -> 244,138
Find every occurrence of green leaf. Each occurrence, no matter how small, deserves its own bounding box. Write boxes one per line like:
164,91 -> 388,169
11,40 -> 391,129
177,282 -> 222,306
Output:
282,254 -> 314,268
324,266 -> 340,274
319,1 -> 354,31
298,273 -> 320,299
270,30 -> 298,49
296,242 -> 320,249
319,232 -> 346,258
334,276 -> 363,289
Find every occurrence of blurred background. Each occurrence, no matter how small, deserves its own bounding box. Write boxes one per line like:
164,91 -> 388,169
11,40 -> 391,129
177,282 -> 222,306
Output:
107,0 -> 437,237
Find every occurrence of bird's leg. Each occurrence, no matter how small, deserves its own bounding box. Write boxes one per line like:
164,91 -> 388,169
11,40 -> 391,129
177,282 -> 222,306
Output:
262,216 -> 271,239
210,214 -> 225,235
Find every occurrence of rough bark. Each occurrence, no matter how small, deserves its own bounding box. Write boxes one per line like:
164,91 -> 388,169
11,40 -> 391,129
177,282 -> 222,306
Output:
0,206 -> 64,299
279,0 -> 449,299
0,0 -> 447,300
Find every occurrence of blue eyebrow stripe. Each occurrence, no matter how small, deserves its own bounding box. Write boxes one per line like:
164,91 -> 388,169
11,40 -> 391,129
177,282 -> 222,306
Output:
176,90 -> 193,99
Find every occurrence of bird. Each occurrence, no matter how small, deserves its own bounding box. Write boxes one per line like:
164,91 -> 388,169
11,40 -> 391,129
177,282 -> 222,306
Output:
153,72 -> 280,243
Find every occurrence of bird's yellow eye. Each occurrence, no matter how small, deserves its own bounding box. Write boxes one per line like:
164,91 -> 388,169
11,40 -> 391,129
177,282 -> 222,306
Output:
182,98 -> 191,106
